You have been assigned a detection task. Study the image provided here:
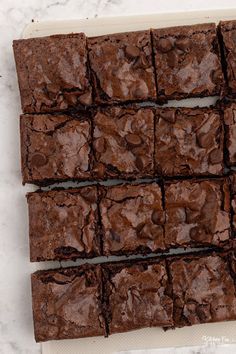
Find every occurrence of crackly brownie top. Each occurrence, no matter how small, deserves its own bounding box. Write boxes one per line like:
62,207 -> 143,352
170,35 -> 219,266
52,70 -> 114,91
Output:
219,20 -> 236,93
104,261 -> 173,333
223,103 -> 236,165
164,179 -> 230,248
152,23 -> 223,99
31,265 -> 105,342
169,254 -> 236,327
88,30 -> 156,103
20,114 -> 91,183
27,187 -> 100,261
155,107 -> 224,176
100,183 -> 165,255
13,34 -> 92,113
92,106 -> 154,179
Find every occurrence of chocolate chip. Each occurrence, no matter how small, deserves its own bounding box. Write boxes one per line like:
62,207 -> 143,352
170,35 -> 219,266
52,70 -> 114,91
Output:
190,226 -> 206,242
138,53 -> 149,68
133,53 -> 149,69
151,210 -> 165,225
125,133 -> 142,146
175,38 -> 191,52
133,87 -> 146,98
125,45 -> 140,59
79,91 -> 92,105
80,188 -> 96,203
209,148 -> 222,164
158,38 -> 173,53
94,137 -> 106,153
211,69 -> 223,84
160,110 -> 176,123
135,156 -> 148,171
31,153 -> 47,167
197,132 -> 214,148
94,162 -> 106,178
111,231 -> 120,242
167,51 -> 178,68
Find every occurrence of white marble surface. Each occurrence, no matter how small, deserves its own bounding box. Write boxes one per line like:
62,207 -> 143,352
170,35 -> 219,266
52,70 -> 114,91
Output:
1,0 -> 236,353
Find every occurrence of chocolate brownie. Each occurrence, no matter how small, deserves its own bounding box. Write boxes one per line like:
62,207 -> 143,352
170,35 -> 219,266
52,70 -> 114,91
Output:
20,113 -> 92,185
13,34 -> 92,113
164,179 -> 231,249
27,186 -> 100,262
92,106 -> 154,179
88,30 -> 156,104
102,259 -> 173,334
99,183 -> 165,256
152,23 -> 224,101
168,252 -> 236,327
155,107 -> 224,176
223,103 -> 236,166
31,264 -> 106,342
219,20 -> 236,96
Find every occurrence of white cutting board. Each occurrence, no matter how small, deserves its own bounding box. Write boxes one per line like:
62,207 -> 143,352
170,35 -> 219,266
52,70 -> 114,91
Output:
23,9 -> 236,354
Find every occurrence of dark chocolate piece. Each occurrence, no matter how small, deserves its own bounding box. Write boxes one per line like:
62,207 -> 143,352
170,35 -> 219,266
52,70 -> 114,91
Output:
31,264 -> 106,342
99,183 -> 165,256
20,113 -> 92,185
152,23 -> 224,101
27,186 -> 100,261
103,259 -> 173,334
13,34 -> 92,113
88,30 -> 156,104
164,179 -> 230,248
92,106 -> 154,179
155,107 -> 224,176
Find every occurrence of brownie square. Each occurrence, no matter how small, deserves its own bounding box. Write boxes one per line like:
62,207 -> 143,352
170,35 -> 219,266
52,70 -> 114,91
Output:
152,23 -> 224,101
168,252 -> 236,327
92,106 -> 154,179
164,179 -> 230,249
223,103 -> 236,166
103,259 -> 173,334
219,20 -> 236,96
27,186 -> 100,262
99,183 -> 165,256
20,113 -> 92,185
88,30 -> 156,104
13,34 -> 92,113
31,264 -> 106,342
155,107 -> 224,176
